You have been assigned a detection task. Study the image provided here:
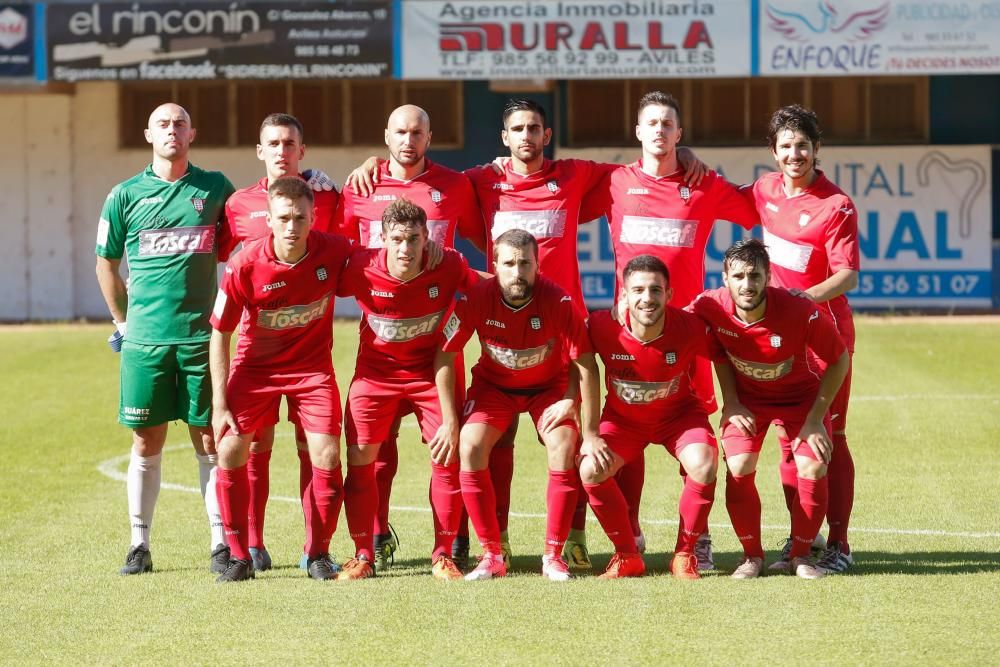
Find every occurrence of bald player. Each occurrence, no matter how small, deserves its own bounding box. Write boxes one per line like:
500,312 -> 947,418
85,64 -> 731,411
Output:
96,103 -> 236,576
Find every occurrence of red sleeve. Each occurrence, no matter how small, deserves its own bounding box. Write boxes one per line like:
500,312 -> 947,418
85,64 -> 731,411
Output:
441,295 -> 476,353
455,252 -> 483,291
312,189 -> 340,234
210,262 -> 247,332
333,195 -> 360,243
711,174 -> 760,231
335,248 -> 365,298
804,306 -> 847,364
824,201 -> 861,273
579,162 -> 617,223
686,294 -> 728,362
217,200 -> 238,262
560,296 -> 592,359
455,175 -> 487,250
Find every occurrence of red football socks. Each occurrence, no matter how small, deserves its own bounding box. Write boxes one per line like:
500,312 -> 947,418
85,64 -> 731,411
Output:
826,433 -> 854,553
246,449 -> 272,548
460,469 -> 502,554
429,461 -> 462,560
583,478 -> 637,554
216,465 -> 250,562
675,477 -> 716,553
374,434 -> 399,536
790,475 -> 829,559
343,462 -> 376,561
545,469 -> 578,557
616,455 -> 646,537
297,449 -> 312,515
489,445 -> 515,532
726,471 -> 765,559
304,464 -> 344,559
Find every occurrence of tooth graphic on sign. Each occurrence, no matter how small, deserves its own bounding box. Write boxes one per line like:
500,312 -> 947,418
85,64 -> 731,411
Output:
53,36 -> 208,66
916,151 -> 986,239
170,29 -> 276,52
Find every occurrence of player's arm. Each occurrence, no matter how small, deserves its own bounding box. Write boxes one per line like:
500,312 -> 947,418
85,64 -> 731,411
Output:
95,257 -> 127,324
573,352 -> 614,474
344,156 -> 382,197
799,203 -> 861,303
796,268 -> 859,304
538,363 -> 580,434
95,188 -> 129,347
794,349 -> 849,464
714,360 -> 755,436
676,146 -> 709,187
713,175 -> 761,231
209,328 -> 239,442
428,349 -> 461,465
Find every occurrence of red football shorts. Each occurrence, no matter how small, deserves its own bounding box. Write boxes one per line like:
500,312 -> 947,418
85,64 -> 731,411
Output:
227,368 -> 342,437
462,380 -> 578,438
600,408 -> 717,464
345,373 -> 465,446
720,403 -> 832,462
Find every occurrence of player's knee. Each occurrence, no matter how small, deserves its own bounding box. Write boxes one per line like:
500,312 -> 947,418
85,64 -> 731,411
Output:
724,452 -> 756,477
578,457 -> 607,485
459,439 -> 487,471
545,436 -> 577,470
132,426 -> 167,455
796,458 -> 827,480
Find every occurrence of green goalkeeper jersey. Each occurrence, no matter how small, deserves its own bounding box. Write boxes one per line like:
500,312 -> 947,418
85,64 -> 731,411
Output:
96,163 -> 235,345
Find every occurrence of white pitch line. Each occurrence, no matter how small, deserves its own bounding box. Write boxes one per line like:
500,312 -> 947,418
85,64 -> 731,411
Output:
96,445 -> 1000,541
852,394 -> 999,402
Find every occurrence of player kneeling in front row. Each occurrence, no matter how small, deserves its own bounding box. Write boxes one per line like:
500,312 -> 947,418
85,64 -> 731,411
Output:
582,255 -> 719,579
434,229 -> 603,581
337,198 -> 482,581
690,239 -> 848,580
209,177 -> 354,583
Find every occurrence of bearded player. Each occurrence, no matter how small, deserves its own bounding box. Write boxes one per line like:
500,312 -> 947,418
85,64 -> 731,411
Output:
337,104 -> 486,570
221,113 -> 341,572
209,177 -> 354,582
96,103 -> 234,576
690,239 -> 849,580
434,229 -> 603,581
747,105 -> 860,574
582,254 -> 719,580
334,197 -> 483,581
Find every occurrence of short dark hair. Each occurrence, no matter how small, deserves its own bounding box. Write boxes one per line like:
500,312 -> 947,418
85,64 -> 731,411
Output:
723,238 -> 771,274
622,254 -> 670,286
268,176 -> 313,206
637,91 -> 682,125
381,197 -> 427,233
502,99 -> 547,128
767,104 -> 821,150
493,228 -> 538,260
260,113 -> 304,141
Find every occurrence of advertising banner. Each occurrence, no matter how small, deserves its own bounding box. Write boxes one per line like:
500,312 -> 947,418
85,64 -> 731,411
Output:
565,145 -> 992,309
758,0 -> 1000,75
401,0 -> 751,79
46,1 -> 392,82
0,3 -> 35,79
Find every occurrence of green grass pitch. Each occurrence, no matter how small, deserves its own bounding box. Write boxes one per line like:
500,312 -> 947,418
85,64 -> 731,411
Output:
1,318 -> 998,663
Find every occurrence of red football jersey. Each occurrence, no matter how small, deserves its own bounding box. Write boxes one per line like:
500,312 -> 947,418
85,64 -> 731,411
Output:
750,170 -> 860,334
591,164 -> 758,308
335,159 -> 485,251
337,248 -> 480,380
588,309 -> 714,426
442,275 -> 591,391
221,175 -> 338,260
689,286 -> 846,407
466,158 -> 615,317
211,231 -> 353,373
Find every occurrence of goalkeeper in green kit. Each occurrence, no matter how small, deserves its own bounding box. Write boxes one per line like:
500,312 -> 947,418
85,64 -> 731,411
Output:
95,103 -> 236,576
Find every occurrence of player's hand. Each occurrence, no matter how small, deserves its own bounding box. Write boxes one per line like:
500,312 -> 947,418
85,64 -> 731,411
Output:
426,240 -> 444,269
212,406 -> 240,444
788,288 -> 816,302
581,435 -> 614,475
610,295 -> 626,324
302,168 -> 336,192
721,401 -> 756,436
345,156 -> 381,196
538,398 -> 576,434
107,319 -> 126,352
487,156 -> 510,175
676,146 -> 708,188
428,420 -> 459,465
793,418 -> 833,464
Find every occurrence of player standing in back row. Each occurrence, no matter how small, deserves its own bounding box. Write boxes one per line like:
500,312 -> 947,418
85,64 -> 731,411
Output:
95,103 -> 235,575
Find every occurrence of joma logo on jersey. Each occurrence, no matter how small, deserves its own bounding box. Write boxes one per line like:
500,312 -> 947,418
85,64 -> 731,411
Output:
483,341 -> 553,370
717,327 -> 739,338
492,182 -> 513,191
262,281 -> 287,292
373,194 -> 397,202
367,311 -> 444,342
249,210 -> 267,219
137,196 -> 164,206
492,210 -> 567,240
486,319 -> 506,328
627,188 -> 649,195
138,226 -> 215,256
728,354 -> 793,381
620,216 -> 697,248
371,289 -> 394,298
258,294 -> 331,330
612,377 -> 680,404
610,353 -> 634,361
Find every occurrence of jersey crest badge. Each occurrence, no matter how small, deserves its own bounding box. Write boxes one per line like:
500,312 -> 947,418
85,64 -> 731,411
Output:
546,180 -> 558,193
798,213 -> 811,227
679,186 -> 691,202
770,334 -> 782,348
428,285 -> 439,299
316,267 -> 328,281
530,316 -> 542,330
665,351 -> 677,365
191,198 -> 205,212
431,190 -> 442,203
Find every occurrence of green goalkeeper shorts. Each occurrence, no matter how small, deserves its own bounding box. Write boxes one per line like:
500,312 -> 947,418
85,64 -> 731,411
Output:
119,340 -> 212,428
